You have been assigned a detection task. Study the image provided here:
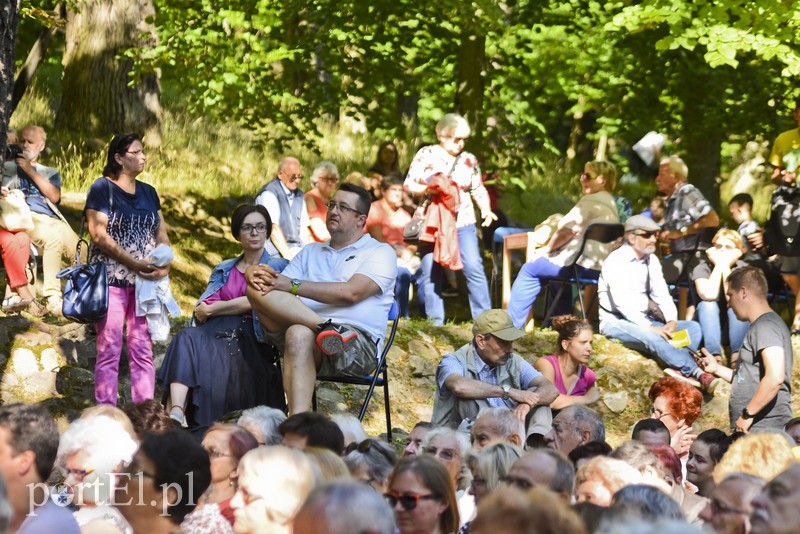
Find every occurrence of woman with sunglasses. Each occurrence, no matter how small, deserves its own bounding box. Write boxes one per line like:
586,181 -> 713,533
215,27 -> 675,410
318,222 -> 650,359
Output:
158,204 -> 288,429
386,455 -> 460,534
405,113 -> 497,326
507,160 -> 622,330
181,423 -> 259,532
345,438 -> 399,493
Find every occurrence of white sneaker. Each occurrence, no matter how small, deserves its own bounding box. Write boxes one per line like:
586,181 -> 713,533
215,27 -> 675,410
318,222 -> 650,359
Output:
46,296 -> 63,316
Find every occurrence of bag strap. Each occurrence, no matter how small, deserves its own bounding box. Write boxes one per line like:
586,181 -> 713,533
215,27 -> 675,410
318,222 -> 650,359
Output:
76,179 -> 115,265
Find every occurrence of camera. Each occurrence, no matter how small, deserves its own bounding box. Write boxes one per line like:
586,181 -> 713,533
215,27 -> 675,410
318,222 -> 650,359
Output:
4,144 -> 23,161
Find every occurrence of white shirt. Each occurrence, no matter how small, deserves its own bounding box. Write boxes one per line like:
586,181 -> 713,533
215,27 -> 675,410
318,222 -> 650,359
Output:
255,181 -> 311,250
282,234 -> 397,344
598,244 -> 677,329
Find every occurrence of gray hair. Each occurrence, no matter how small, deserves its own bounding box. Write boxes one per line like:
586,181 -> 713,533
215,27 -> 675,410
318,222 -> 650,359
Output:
310,160 -> 340,186
476,407 -> 525,442
610,441 -> 663,478
297,481 -> 395,534
435,113 -> 471,138
467,442 -> 523,494
611,484 -> 685,522
331,413 -> 367,447
57,415 -> 138,475
597,517 -> 702,534
344,438 -> 397,486
659,155 -> 688,180
238,406 -> 287,446
564,405 -> 606,443
421,426 -> 473,491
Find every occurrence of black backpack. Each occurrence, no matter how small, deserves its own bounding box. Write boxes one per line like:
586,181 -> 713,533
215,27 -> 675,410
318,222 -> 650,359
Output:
766,185 -> 800,256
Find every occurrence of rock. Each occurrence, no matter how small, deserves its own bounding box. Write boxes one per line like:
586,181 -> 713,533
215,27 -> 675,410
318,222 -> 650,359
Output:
24,371 -> 58,402
40,348 -> 62,372
317,387 -> 346,408
407,340 -> 440,363
9,348 -> 40,375
14,330 -> 51,346
602,391 -> 629,413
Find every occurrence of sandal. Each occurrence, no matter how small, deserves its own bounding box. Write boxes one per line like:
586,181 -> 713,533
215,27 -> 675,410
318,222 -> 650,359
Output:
169,405 -> 187,428
3,298 -> 31,313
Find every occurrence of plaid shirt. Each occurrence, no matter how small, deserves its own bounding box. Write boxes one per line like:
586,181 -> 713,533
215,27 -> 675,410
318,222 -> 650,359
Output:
663,183 -> 713,231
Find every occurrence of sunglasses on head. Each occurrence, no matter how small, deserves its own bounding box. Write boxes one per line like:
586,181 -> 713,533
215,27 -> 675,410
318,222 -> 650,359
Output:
383,492 -> 439,510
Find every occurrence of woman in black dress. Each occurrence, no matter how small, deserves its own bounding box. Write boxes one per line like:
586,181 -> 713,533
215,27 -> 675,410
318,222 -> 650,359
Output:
158,204 -> 287,430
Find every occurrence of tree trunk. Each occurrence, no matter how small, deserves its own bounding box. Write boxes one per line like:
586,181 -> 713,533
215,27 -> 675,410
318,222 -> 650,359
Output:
0,0 -> 20,156
12,4 -> 64,114
455,32 -> 485,157
56,0 -> 162,146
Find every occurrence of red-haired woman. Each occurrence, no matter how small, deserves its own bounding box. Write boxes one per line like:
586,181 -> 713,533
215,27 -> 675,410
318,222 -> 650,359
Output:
648,377 -> 703,461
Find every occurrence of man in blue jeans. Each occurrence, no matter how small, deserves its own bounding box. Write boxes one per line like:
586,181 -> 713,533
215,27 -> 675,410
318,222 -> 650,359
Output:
598,215 -> 718,393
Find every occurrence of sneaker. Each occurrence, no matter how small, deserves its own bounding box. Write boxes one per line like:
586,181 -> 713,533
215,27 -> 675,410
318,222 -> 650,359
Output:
46,296 -> 63,316
663,368 -> 701,388
169,406 -> 187,428
316,320 -> 359,356
698,372 -> 721,394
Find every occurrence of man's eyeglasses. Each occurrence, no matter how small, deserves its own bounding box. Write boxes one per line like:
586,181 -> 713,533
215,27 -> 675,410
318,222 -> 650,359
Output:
326,201 -> 365,216
423,446 -> 459,462
500,475 -> 533,490
240,223 -> 268,234
633,231 -> 658,239
282,172 -> 303,181
710,498 -> 748,515
383,492 -> 439,510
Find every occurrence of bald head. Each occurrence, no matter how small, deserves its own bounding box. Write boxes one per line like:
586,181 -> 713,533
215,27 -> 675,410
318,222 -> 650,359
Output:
504,449 -> 575,500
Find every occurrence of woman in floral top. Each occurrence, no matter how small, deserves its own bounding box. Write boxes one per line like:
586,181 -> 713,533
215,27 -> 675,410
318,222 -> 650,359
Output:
85,133 -> 170,406
404,114 -> 497,325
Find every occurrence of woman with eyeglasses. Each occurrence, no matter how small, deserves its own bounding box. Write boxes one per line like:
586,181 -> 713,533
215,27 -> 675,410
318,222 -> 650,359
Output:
647,377 -> 703,462
57,415 -> 138,533
86,133 -> 171,406
507,160 -> 622,330
690,228 -> 750,365
305,161 -> 339,243
386,455 -> 460,534
405,113 -> 497,326
345,438 -> 399,493
460,442 -> 523,533
158,204 -> 288,429
181,424 -> 259,533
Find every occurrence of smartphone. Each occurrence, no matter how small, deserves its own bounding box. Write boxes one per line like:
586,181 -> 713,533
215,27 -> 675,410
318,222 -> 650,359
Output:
687,348 -> 705,367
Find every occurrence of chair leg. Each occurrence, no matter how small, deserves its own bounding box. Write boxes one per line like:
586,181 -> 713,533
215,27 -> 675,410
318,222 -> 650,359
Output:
383,367 -> 392,443
542,284 -> 565,327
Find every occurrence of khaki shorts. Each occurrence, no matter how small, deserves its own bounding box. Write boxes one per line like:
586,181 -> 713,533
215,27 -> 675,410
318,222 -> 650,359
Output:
264,324 -> 379,378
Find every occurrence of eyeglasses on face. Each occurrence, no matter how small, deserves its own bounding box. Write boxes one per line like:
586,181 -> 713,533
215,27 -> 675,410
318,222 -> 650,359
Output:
423,446 -> 458,462
62,467 -> 95,481
383,492 -> 439,511
650,407 -> 672,420
126,149 -> 146,157
580,172 -> 597,181
240,223 -> 268,234
500,475 -> 533,490
281,171 -> 303,181
204,447 -> 231,459
326,201 -> 365,216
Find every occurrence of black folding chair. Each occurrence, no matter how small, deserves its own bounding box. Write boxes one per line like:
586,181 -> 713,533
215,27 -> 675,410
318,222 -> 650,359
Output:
313,300 -> 399,441
541,223 -> 625,325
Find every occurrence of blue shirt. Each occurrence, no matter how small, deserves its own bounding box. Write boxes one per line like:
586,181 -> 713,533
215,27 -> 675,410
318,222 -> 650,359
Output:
85,177 -> 162,287
16,163 -> 61,218
437,342 -> 541,407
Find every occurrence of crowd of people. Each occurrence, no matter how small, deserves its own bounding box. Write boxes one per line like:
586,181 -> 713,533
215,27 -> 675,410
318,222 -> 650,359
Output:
0,103 -> 799,532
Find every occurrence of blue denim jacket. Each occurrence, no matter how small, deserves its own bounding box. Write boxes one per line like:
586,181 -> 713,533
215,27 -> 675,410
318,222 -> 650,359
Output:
191,250 -> 288,343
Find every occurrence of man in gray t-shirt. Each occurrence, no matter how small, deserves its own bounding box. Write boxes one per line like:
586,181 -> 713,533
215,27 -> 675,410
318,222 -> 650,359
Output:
698,266 -> 793,432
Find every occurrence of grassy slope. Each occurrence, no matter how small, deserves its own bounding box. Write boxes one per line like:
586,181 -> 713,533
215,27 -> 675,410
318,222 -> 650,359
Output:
10,69 -> 799,444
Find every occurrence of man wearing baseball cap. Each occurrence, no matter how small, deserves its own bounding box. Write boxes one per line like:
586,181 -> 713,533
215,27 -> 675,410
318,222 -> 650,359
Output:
431,309 -> 558,445
597,215 -> 718,392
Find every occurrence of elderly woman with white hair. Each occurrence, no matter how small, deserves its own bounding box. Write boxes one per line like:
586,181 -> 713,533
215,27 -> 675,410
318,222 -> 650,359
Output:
57,415 -> 139,533
305,161 -> 339,243
405,113 -> 497,325
237,405 -> 286,446
421,426 -> 475,527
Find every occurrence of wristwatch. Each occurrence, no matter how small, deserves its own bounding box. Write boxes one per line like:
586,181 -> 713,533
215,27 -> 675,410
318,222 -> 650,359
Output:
741,407 -> 755,420
290,278 -> 302,295
501,384 -> 511,400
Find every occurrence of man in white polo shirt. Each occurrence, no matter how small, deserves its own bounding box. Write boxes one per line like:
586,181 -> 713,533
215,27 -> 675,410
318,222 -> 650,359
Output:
247,184 -> 396,415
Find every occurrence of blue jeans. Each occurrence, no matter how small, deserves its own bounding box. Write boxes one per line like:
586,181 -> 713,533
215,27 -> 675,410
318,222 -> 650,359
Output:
601,317 -> 703,377
507,256 -> 599,330
418,225 -> 491,325
695,300 -> 749,355
395,266 -> 413,319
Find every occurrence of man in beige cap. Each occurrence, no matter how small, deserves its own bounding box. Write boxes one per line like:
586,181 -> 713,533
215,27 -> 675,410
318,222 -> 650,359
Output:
598,214 -> 717,392
431,309 -> 557,446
